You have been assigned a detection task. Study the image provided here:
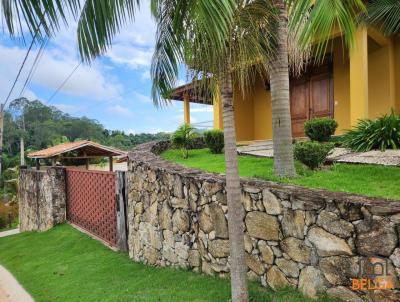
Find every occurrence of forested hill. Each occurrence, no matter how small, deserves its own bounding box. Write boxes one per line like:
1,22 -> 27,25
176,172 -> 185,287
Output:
3,98 -> 169,169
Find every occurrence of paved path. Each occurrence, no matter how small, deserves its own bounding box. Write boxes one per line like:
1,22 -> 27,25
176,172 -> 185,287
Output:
0,266 -> 34,302
0,229 -> 19,238
237,141 -> 400,166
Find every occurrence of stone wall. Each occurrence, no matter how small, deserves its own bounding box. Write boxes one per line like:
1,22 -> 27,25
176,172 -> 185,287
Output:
19,167 -> 66,232
127,141 -> 400,302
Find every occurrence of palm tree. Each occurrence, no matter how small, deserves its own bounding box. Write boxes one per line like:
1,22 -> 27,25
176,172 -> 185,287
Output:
151,2 -> 276,300
367,0 -> 400,36
1,1 -> 274,301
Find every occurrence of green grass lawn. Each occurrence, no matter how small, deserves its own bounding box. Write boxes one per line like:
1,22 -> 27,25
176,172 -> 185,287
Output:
161,148 -> 400,200
0,224 -> 339,302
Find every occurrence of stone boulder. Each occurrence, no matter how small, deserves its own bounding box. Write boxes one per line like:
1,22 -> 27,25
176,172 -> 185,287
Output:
282,209 -> 305,239
245,211 -> 279,241
266,266 -> 290,290
308,227 -> 352,256
298,266 -> 327,299
172,210 -> 190,233
355,218 -> 398,257
246,254 -> 265,275
262,189 -> 282,215
280,237 -> 311,264
208,239 -> 230,258
326,286 -> 364,302
317,210 -> 354,238
209,204 -> 228,239
319,256 -> 359,286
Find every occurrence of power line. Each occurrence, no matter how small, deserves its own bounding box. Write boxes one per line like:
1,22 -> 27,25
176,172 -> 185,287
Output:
47,62 -> 81,104
18,37 -> 49,98
4,32 -> 39,107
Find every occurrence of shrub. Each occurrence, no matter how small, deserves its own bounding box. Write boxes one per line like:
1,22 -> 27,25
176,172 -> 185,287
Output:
304,118 -> 338,142
204,129 -> 224,154
341,111 -> 400,152
0,203 -> 18,230
294,141 -> 334,170
171,124 -> 197,159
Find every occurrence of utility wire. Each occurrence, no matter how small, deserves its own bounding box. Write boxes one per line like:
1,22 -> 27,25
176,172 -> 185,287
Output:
4,32 -> 39,107
18,37 -> 49,98
47,62 -> 81,104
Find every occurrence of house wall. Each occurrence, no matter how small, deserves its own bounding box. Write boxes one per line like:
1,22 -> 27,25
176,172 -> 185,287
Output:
368,42 -> 393,119
395,39 -> 400,113
233,85 -> 255,142
228,33 -> 398,141
332,39 -> 351,133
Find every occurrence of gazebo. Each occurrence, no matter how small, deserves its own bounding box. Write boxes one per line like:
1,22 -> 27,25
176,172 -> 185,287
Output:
27,140 -> 126,171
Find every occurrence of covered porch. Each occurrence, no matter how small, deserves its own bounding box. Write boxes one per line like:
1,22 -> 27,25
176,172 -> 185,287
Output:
27,140 -> 127,172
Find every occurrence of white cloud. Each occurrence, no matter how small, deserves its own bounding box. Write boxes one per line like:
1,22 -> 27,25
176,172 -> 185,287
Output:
0,43 -> 123,102
133,92 -> 152,103
53,103 -> 85,114
107,104 -> 133,117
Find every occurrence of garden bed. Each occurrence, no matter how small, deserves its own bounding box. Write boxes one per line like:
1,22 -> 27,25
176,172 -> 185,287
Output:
161,148 -> 400,200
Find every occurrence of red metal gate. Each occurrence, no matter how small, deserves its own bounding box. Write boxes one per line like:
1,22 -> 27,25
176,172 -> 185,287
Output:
66,169 -> 117,246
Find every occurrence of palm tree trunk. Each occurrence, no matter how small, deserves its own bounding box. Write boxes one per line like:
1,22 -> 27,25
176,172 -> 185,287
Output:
220,73 -> 248,302
270,0 -> 296,178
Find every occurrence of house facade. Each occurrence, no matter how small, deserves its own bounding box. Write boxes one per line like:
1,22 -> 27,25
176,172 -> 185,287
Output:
172,27 -> 400,142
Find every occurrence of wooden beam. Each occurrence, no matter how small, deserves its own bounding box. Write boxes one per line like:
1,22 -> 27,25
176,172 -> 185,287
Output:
368,27 -> 391,46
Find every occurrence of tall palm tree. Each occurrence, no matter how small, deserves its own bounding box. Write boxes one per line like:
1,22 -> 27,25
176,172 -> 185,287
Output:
151,2 -> 276,300
1,1 -> 274,301
269,0 -> 365,177
367,0 -> 400,36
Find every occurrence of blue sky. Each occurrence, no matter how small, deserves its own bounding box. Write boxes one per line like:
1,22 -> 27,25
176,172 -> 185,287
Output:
0,3 -> 213,134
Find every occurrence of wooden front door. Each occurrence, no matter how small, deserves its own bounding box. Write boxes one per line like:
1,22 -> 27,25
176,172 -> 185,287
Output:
290,64 -> 333,137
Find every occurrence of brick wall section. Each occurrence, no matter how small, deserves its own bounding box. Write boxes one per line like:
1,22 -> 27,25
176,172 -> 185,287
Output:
19,167 -> 66,232
128,141 -> 400,302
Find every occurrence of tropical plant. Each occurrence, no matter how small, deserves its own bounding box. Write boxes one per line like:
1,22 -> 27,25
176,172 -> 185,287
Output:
294,141 -> 334,170
304,118 -> 338,142
341,111 -> 400,152
367,0 -> 400,36
171,124 -> 197,159
204,129 -> 224,154
150,2 -> 276,300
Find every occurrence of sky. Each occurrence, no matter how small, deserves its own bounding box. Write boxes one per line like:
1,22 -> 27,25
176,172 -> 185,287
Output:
0,2 -> 213,134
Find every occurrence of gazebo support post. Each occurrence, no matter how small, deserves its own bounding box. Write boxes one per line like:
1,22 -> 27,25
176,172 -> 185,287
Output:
109,156 -> 113,172
85,158 -> 89,170
36,159 -> 40,170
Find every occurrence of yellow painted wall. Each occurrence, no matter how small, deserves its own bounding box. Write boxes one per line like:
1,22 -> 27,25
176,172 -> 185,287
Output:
227,30 -> 399,141
332,38 -> 350,133
233,86 -> 254,142
395,39 -> 400,113
368,43 -> 392,119
253,78 -> 273,140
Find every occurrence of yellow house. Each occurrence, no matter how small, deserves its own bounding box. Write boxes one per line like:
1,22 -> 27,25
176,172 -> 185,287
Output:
171,26 -> 400,142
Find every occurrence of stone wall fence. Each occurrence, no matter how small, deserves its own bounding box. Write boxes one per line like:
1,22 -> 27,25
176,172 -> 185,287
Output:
127,140 -> 400,302
19,167 -> 66,232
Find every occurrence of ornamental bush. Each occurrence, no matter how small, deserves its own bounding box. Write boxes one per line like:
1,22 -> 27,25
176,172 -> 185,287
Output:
341,111 -> 400,152
304,118 -> 338,142
171,124 -> 197,159
204,129 -> 224,154
294,141 -> 334,170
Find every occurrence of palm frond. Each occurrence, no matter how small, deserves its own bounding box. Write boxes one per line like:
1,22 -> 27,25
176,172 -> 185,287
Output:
289,0 -> 366,62
0,0 -> 81,40
77,0 -> 140,63
367,0 -> 400,36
